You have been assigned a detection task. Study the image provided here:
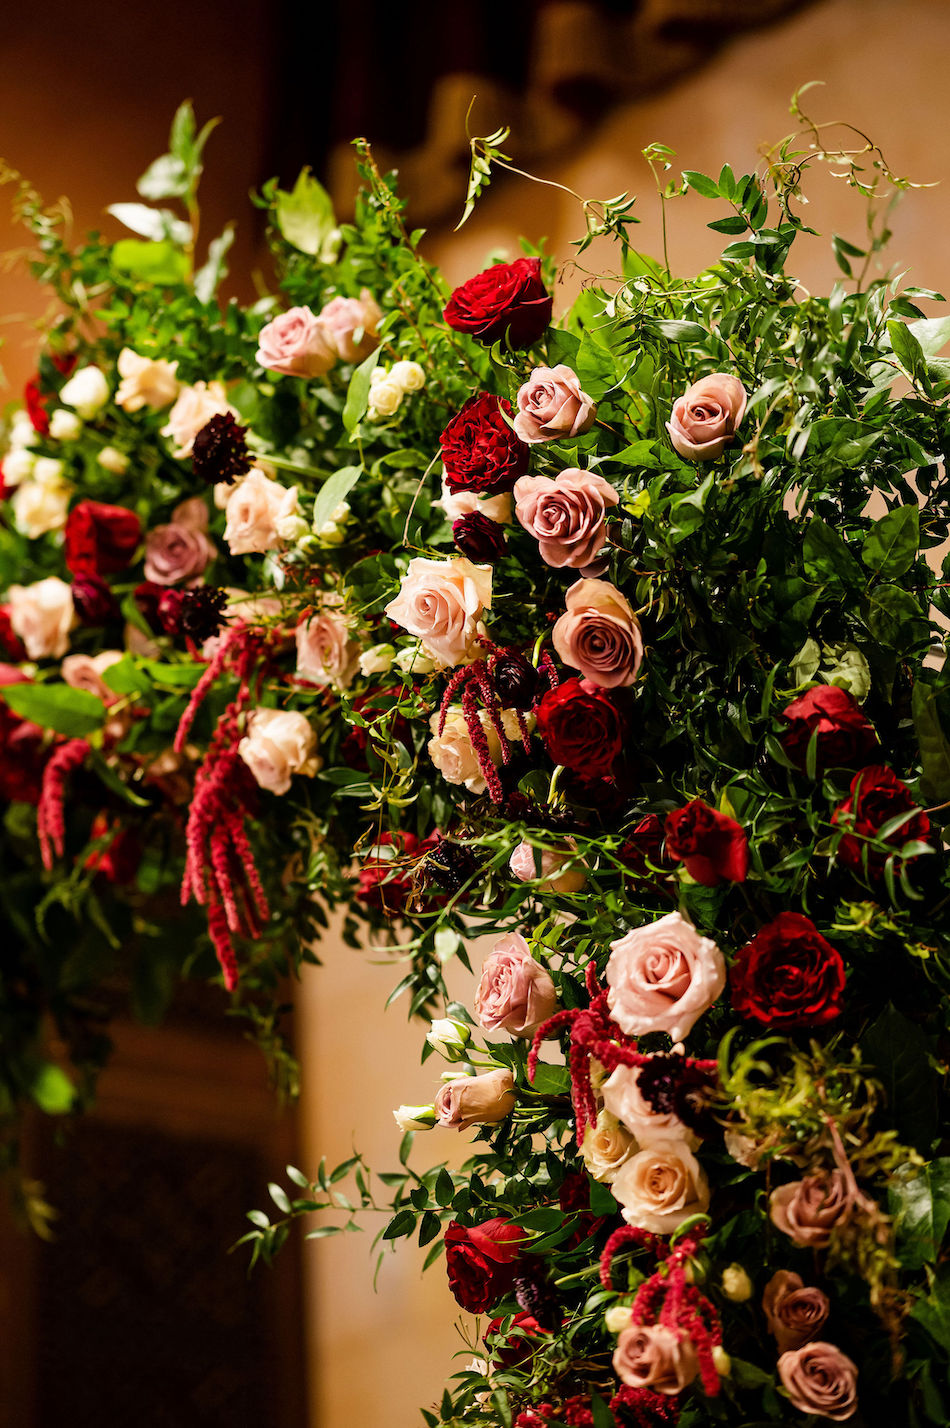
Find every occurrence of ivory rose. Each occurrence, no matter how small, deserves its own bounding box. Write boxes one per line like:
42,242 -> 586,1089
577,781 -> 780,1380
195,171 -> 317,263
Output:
610,1137 -> 710,1234
161,381 -> 237,458
427,707 -> 519,794
513,468 -> 619,570
581,1110 -> 638,1184
256,306 -> 336,378
295,605 -> 360,690
7,577 -> 74,659
602,1063 -> 698,1148
319,289 -> 382,362
769,1170 -> 855,1248
223,468 -> 302,555
552,579 -> 644,688
509,839 -> 587,895
115,348 -> 180,411
778,1342 -> 858,1421
612,1324 -> 699,1396
11,477 -> 72,538
513,365 -> 596,443
385,556 -> 492,666
474,932 -> 558,1038
438,480 -> 512,526
606,911 -> 726,1042
763,1271 -> 830,1352
237,708 -> 321,795
666,373 -> 747,461
434,1069 -> 516,1131
59,365 -> 109,420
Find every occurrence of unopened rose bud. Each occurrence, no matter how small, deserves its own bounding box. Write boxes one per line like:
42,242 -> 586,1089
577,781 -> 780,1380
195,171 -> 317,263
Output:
59,364 -> 110,419
48,409 -> 82,441
426,1018 -> 472,1058
604,1305 -> 633,1335
98,446 -> 130,475
329,501 -> 351,524
721,1265 -> 753,1302
712,1347 -> 731,1377
315,520 -> 346,545
394,642 -> 444,675
358,643 -> 395,677
275,512 -> 310,543
2,448 -> 36,486
392,1104 -> 437,1132
390,360 -> 426,392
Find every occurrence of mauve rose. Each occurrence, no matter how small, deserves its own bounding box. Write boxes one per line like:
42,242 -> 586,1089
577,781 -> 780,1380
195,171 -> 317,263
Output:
144,521 -> 216,586
7,577 -> 74,659
255,306 -> 336,378
474,931 -> 559,1037
435,1069 -> 516,1130
385,555 -> 492,667
509,839 -> 586,894
781,684 -> 877,772
666,373 -> 747,460
238,707 -> 321,795
581,1110 -> 638,1183
513,365 -> 596,443
514,468 -> 619,570
552,579 -> 643,688
444,257 -> 552,349
770,1170 -> 855,1248
319,289 -> 382,362
606,911 -> 726,1042
611,1138 -> 710,1234
602,1063 -> 697,1148
161,380 -> 237,458
612,1324 -> 700,1396
295,607 -> 360,690
778,1342 -> 858,1421
762,1271 -> 830,1352
223,468 -> 301,555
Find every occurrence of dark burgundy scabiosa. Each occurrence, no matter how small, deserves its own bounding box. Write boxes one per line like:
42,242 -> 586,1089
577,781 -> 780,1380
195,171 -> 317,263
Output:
444,1217 -> 526,1313
636,1053 -> 720,1138
491,650 -> 539,710
191,412 -> 252,486
440,392 -> 529,494
832,763 -> 931,879
422,837 -> 485,894
71,572 -> 120,626
781,684 -> 878,772
452,511 -> 507,562
535,677 -> 624,780
157,585 -> 229,645
514,1273 -> 563,1331
665,799 -> 749,886
444,256 -> 552,349
731,912 -> 847,1029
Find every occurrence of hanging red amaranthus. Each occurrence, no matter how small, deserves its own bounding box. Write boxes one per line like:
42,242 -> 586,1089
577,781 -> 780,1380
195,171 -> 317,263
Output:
37,737 -> 91,869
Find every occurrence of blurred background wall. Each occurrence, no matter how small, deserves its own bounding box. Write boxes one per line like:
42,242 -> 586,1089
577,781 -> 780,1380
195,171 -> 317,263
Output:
3,0 -> 950,1424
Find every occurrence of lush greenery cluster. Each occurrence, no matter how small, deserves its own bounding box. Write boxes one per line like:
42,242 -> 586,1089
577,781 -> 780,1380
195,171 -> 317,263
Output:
3,99 -> 950,1425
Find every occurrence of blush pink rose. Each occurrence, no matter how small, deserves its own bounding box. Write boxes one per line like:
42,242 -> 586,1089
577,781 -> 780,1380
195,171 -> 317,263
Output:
762,1271 -> 830,1352
610,1138 -> 710,1234
237,707 -> 321,795
606,911 -> 726,1042
513,365 -> 596,444
552,578 -> 643,688
769,1171 -> 855,1248
61,650 -> 124,702
778,1342 -> 858,1421
161,380 -> 236,458
513,468 -> 619,571
7,577 -> 74,659
295,606 -> 360,690
666,373 -> 747,461
223,468 -> 301,555
385,556 -> 492,666
434,1069 -> 516,1130
508,839 -> 586,894
474,932 -> 559,1038
612,1324 -> 699,1396
255,306 -> 336,378
144,519 -> 216,586
602,1063 -> 697,1148
319,289 -> 383,363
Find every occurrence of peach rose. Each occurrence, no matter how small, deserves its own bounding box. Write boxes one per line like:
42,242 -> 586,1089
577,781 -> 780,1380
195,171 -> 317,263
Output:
666,373 -> 747,461
295,606 -> 360,690
508,839 -> 586,894
319,289 -> 382,362
612,1324 -> 699,1395
762,1271 -> 830,1353
769,1171 -> 855,1249
115,348 -> 180,412
552,579 -> 643,688
602,1063 -> 698,1148
7,577 -> 74,659
256,306 -> 336,378
385,556 -> 492,666
513,468 -> 619,571
610,1138 -> 710,1234
434,1069 -> 516,1131
474,932 -> 558,1038
778,1342 -> 858,1421
223,468 -> 301,555
237,707 -> 321,795
606,912 -> 725,1042
513,365 -> 596,444
581,1110 -> 638,1184
161,380 -> 237,458
427,706 -> 519,794
61,650 -> 124,702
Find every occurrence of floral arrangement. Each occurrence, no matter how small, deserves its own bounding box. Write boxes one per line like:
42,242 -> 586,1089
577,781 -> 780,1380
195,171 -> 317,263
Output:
3,99 -> 950,1423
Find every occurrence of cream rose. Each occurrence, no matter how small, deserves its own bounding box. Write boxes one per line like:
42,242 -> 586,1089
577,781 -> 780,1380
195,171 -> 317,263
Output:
427,706 -> 520,794
438,480 -> 512,525
434,1069 -> 516,1131
581,1110 -> 638,1184
763,1271 -> 830,1352
606,912 -> 725,1042
611,1138 -> 710,1234
162,380 -> 237,458
238,708 -> 321,794
612,1324 -> 699,1395
552,579 -> 644,688
256,306 -> 336,378
319,290 -> 382,363
385,556 -> 492,667
474,932 -> 559,1038
48,409 -> 82,441
778,1342 -> 858,1421
666,373 -> 747,461
513,468 -> 619,570
115,348 -> 180,412
11,478 -> 71,538
769,1171 -> 855,1249
59,365 -> 109,420
508,839 -> 586,894
390,360 -> 426,392
513,365 -> 596,444
295,606 -> 361,690
7,577 -> 74,659
224,468 -> 301,555
602,1062 -> 698,1148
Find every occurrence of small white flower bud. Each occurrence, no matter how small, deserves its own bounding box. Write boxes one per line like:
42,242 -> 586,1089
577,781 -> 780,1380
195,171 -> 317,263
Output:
97,446 -> 130,475
392,1104 -> 437,1132
721,1265 -> 753,1302
275,513 -> 310,544
426,1018 -> 472,1057
2,448 -> 37,487
59,365 -> 110,420
367,378 -> 403,418
48,409 -> 82,441
358,643 -> 395,677
712,1347 -> 731,1377
9,411 -> 37,451
32,456 -> 65,488
604,1305 -> 633,1335
390,360 -> 426,392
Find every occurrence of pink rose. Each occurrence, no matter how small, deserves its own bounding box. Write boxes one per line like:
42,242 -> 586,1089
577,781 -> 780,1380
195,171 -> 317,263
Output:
7,577 -> 74,659
612,1324 -> 699,1396
513,365 -> 596,444
602,1063 -> 697,1148
610,1138 -> 710,1234
762,1271 -> 830,1353
385,556 -> 492,667
606,911 -> 726,1042
319,289 -> 382,363
508,839 -> 586,894
769,1171 -> 855,1248
144,520 -> 216,586
474,932 -> 559,1038
161,380 -> 236,458
295,606 -> 360,690
513,468 -> 619,570
666,373 -> 747,461
255,306 -> 336,378
223,468 -> 302,555
434,1069 -> 516,1130
552,578 -> 643,688
237,707 -> 321,795
778,1342 -> 858,1421
61,650 -> 123,702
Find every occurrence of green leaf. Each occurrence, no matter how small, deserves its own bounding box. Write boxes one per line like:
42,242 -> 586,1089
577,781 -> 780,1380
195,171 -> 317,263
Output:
111,239 -> 188,286
888,319 -> 927,381
802,518 -> 863,593
194,223 -> 235,303
29,1062 -> 76,1114
383,1209 -> 416,1241
681,170 -> 720,199
861,505 -> 919,577
169,100 -> 197,161
269,1182 -> 292,1214
912,680 -> 950,803
136,153 -> 190,201
343,347 -> 383,433
649,319 -> 711,345
313,465 -> 363,529
1,682 -> 105,738
860,1005 -> 937,1154
89,751 -> 152,809
106,203 -> 191,245
889,1160 -> 950,1269
274,167 -> 338,258
867,584 -> 930,652
909,316 -> 950,356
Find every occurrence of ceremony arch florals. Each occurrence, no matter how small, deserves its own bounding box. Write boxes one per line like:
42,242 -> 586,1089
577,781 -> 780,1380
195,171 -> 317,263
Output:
3,97 -> 950,1423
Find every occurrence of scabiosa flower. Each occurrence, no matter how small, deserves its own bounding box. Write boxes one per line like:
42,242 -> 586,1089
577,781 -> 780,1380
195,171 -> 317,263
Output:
191,412 -> 252,486
490,650 -> 539,710
157,586 -> 229,644
452,511 -> 507,562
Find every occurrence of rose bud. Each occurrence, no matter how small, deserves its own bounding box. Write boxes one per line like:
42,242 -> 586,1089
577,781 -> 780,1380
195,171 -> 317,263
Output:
319,289 -> 382,363
72,572 -> 119,626
435,1069 -> 516,1130
509,840 -> 586,895
453,511 -> 507,562
392,1104 -> 438,1132
426,1018 -> 472,1058
664,799 -> 749,886
720,1265 -> 753,1302
59,364 -> 109,420
444,256 -> 552,349
513,365 -> 596,443
666,373 -> 747,461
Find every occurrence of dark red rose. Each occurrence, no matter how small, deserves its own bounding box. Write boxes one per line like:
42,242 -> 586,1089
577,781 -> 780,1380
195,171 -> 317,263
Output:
0,606 -> 26,661
85,814 -> 141,885
156,588 -> 186,638
133,581 -> 165,634
535,677 -> 624,779
444,1216 -> 526,1313
72,573 -> 119,626
485,1311 -> 550,1368
453,511 -> 507,562
440,393 -> 530,494
444,257 -> 552,349
781,684 -> 878,772
731,912 -> 846,1029
65,500 -> 142,577
832,764 -> 931,878
357,830 -> 439,914
665,799 -> 748,886
25,353 -> 77,435
619,813 -> 669,878
0,671 -> 48,805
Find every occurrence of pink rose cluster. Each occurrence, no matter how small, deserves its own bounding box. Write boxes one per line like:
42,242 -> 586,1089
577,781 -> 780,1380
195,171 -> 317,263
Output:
255,290 -> 382,379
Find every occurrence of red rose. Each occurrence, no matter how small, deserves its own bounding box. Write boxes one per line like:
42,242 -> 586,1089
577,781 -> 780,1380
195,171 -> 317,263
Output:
485,1311 -> 550,1368
452,511 -> 507,562
731,912 -> 846,1029
72,573 -> 120,626
781,685 -> 877,772
444,1216 -> 526,1313
444,257 -> 552,349
535,677 -> 624,779
25,353 -> 77,435
440,393 -> 529,495
65,500 -> 142,577
619,814 -> 670,879
832,764 -> 931,878
85,814 -> 142,885
357,830 -> 439,914
665,799 -> 748,886
0,670 -> 48,805
0,606 -> 26,662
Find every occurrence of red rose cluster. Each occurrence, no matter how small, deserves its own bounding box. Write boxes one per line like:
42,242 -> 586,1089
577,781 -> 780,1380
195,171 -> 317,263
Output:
440,393 -> 529,495
731,912 -> 846,1028
444,257 -> 552,350
64,500 -> 142,625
